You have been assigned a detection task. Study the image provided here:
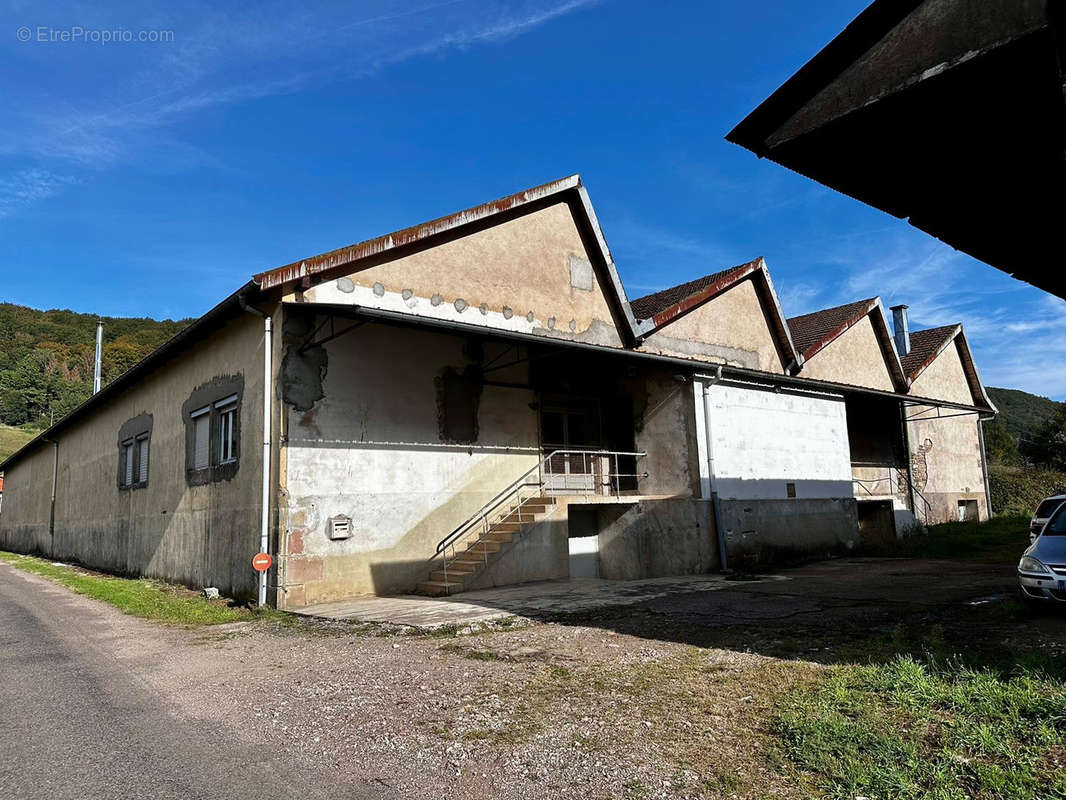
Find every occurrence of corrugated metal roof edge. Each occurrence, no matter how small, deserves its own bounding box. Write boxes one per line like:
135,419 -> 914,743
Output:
0,281 -> 267,472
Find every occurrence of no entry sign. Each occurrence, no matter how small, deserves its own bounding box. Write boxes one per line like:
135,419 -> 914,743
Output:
251,552 -> 272,572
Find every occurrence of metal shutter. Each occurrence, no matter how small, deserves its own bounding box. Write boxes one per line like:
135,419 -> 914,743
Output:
193,414 -> 210,469
137,437 -> 149,483
123,442 -> 134,486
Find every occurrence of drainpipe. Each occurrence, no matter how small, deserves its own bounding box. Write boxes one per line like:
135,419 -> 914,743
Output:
977,416 -> 993,518
697,366 -> 728,571
241,295 -> 273,608
46,439 -> 58,555
93,320 -> 103,394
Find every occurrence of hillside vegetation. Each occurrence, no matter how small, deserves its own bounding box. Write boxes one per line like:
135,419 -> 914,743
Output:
0,303 -> 189,458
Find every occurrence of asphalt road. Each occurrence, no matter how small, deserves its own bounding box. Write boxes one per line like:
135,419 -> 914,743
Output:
0,564 -> 373,800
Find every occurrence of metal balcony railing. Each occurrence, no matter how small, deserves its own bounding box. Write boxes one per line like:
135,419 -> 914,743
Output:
430,449 -> 647,587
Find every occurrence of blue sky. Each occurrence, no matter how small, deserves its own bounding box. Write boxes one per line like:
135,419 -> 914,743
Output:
3,0 -> 1064,399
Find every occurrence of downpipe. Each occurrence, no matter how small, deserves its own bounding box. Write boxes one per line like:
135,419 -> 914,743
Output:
695,367 -> 728,572
242,295 -> 273,608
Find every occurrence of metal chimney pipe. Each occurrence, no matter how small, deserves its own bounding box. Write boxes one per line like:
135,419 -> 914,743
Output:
890,304 -> 910,356
93,320 -> 103,394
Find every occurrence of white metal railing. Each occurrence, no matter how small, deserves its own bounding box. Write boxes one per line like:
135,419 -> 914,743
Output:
431,449 -> 647,587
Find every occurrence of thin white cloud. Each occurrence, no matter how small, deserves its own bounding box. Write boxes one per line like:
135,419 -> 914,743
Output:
0,168 -> 76,218
2,0 -> 601,192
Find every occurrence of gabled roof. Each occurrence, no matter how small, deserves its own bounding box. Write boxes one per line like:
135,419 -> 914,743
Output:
902,324 -> 996,411
900,325 -> 958,381
252,174 -> 643,346
788,298 -> 877,357
787,297 -> 908,390
629,257 -> 803,373
630,263 -> 755,321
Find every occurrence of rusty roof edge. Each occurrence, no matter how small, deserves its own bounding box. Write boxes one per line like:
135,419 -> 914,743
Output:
253,174 -> 582,291
574,184 -> 644,347
954,331 -> 997,414
642,261 -> 760,332
754,259 -> 804,374
796,298 -> 879,361
905,323 -> 962,383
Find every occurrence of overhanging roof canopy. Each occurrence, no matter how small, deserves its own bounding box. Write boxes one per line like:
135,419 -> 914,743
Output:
728,0 -> 1066,299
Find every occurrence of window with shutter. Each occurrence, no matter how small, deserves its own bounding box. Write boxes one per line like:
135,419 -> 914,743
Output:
191,406 -> 210,469
216,395 -> 238,464
137,435 -> 149,484
122,441 -> 134,487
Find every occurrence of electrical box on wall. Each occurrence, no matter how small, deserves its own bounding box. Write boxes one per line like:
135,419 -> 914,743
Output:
327,515 -> 352,540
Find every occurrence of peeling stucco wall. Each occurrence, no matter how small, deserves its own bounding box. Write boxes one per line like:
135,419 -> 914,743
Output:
279,320 -> 541,607
906,408 -> 987,523
638,278 -> 786,373
800,314 -> 896,391
300,200 -> 626,349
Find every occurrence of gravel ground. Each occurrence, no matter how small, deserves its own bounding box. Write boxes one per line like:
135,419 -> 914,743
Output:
7,558 -> 1063,800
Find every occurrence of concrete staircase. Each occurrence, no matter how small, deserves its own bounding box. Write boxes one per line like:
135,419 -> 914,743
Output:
417,496 -> 557,596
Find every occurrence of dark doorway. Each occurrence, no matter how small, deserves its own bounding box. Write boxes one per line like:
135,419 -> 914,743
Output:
857,500 -> 896,547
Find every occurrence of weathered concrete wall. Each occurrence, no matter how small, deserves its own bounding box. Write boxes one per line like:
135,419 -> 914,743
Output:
718,497 -> 860,565
596,498 -> 717,579
301,200 -> 624,348
638,278 -> 786,373
800,314 -> 896,391
909,339 -> 976,406
634,373 -> 698,497
0,311 -> 271,600
907,409 -> 988,523
280,320 -> 542,607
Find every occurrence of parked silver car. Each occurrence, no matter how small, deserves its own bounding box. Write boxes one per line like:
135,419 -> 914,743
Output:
1029,494 -> 1066,543
1019,501 -> 1066,604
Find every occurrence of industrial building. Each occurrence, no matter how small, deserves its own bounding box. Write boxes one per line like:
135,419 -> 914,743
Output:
0,175 -> 995,607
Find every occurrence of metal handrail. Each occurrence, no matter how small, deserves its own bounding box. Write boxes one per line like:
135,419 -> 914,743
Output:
430,449 -> 647,586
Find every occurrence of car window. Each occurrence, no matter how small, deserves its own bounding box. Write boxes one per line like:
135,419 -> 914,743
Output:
1045,505 -> 1066,536
1034,498 -> 1065,518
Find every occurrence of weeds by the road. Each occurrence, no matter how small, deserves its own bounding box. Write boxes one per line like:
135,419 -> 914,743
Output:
0,550 -> 291,626
859,514 -> 1030,564
773,655 -> 1066,800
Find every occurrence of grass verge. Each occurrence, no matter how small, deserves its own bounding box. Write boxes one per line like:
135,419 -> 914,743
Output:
0,550 -> 289,626
773,655 -> 1066,800
859,514 -> 1030,564
0,424 -> 36,461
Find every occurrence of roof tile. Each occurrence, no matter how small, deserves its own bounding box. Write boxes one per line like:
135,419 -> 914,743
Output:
629,261 -> 756,320
900,325 -> 958,379
786,299 -> 876,357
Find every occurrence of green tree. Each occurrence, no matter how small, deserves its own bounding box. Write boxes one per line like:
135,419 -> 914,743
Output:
982,420 -> 1021,466
1023,405 -> 1066,471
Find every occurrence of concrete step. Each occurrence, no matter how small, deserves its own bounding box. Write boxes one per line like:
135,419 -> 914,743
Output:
465,540 -> 502,554
429,569 -> 474,583
483,530 -> 515,542
441,559 -> 480,573
490,521 -> 524,533
417,580 -> 464,596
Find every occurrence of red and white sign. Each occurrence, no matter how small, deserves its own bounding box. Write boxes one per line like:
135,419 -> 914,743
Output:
251,552 -> 272,572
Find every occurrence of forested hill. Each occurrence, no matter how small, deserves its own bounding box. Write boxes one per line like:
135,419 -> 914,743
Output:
0,302 -> 191,431
986,387 -> 1062,444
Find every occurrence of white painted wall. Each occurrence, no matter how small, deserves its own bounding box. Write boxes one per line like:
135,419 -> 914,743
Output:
697,380 -> 854,500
